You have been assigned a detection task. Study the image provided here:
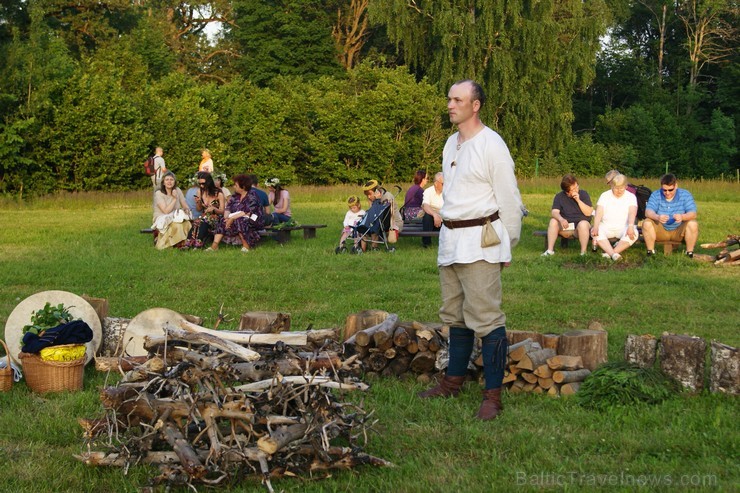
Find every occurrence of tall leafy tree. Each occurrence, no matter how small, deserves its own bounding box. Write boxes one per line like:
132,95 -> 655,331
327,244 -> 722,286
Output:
228,0 -> 344,85
368,0 -> 609,169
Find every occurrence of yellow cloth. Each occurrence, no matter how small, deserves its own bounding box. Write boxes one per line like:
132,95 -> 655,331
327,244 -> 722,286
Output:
155,219 -> 192,250
39,344 -> 86,362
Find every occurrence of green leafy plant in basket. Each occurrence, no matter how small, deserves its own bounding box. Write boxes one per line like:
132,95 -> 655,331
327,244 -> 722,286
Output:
22,302 -> 75,338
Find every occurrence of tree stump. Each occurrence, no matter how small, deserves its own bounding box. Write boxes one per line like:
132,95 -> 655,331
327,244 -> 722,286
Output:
709,341 -> 739,395
343,309 -> 389,342
557,329 -> 607,371
624,334 -> 658,368
82,295 -> 109,326
542,334 -> 560,351
238,311 -> 291,333
101,317 -> 131,357
659,333 -> 706,392
507,330 -> 544,347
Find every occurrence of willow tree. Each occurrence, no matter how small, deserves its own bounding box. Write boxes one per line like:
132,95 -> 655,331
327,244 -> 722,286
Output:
368,0 -> 609,167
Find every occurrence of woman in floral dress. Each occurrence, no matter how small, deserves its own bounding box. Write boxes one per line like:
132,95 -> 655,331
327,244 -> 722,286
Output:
185,172 -> 225,248
207,174 -> 265,252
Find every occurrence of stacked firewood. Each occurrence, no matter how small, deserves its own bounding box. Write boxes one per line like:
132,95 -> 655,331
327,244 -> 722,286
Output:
343,311 -> 448,383
500,329 -> 607,396
343,313 -> 608,397
695,235 -> 740,266
504,338 -> 591,396
76,322 -> 391,492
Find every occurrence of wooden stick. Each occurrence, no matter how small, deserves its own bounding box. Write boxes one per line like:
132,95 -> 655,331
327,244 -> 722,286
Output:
346,314 -> 399,347
516,348 -> 556,371
179,319 -> 309,346
257,423 -> 309,455
521,372 -> 538,384
164,325 -> 261,362
552,368 -> 591,384
537,377 -> 555,389
533,364 -> 553,378
232,375 -> 369,392
163,422 -> 206,479
560,382 -> 582,395
546,355 -> 584,371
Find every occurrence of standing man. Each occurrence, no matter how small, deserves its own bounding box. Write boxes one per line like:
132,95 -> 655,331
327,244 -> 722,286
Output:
542,174 -> 593,256
641,174 -> 698,258
421,172 -> 444,248
152,147 -> 166,189
418,80 -> 523,421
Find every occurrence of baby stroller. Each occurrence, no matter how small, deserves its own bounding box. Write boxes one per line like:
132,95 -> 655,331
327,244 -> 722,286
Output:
349,187 -> 399,254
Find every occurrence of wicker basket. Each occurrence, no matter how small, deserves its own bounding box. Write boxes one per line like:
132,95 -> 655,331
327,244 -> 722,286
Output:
0,339 -> 12,392
20,346 -> 85,393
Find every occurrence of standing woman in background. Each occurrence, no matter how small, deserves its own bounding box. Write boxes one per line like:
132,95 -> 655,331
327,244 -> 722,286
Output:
199,149 -> 214,173
265,178 -> 292,224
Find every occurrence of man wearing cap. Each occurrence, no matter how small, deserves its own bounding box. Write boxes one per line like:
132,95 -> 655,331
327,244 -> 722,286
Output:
362,180 -> 403,244
641,173 -> 698,258
418,80 -> 523,420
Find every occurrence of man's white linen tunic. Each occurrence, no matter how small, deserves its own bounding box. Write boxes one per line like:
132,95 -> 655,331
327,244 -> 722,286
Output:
438,126 -> 523,267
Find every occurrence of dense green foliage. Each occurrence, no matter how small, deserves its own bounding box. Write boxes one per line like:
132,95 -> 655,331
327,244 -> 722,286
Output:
369,0 -> 610,169
0,0 -> 737,195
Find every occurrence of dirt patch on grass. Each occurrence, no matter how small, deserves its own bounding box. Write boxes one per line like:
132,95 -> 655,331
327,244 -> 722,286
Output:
563,260 -> 640,271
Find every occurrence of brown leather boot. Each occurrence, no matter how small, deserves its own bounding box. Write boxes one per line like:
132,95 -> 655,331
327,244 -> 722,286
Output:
476,388 -> 503,420
418,375 -> 466,399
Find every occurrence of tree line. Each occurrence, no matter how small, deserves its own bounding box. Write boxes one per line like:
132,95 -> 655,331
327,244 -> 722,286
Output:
0,0 -> 737,194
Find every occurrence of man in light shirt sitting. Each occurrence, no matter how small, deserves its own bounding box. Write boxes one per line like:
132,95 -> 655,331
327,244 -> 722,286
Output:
421,172 -> 444,248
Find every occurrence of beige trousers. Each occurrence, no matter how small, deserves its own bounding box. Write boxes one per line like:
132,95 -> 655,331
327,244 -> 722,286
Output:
439,260 -> 505,338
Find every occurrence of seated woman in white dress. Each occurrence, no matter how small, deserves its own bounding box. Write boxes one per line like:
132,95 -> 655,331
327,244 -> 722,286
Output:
591,173 -> 638,261
152,171 -> 192,250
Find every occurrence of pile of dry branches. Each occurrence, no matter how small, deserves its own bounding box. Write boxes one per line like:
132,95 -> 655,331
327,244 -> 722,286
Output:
696,235 -> 740,265
76,323 -> 391,491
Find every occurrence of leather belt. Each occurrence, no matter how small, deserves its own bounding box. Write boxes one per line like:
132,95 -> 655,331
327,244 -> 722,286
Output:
443,212 -> 499,229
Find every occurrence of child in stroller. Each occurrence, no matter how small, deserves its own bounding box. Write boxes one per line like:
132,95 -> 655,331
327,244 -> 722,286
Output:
349,180 -> 403,253
335,196 -> 365,254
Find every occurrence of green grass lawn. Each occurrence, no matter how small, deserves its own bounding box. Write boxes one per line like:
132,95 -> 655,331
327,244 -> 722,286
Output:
0,179 -> 738,492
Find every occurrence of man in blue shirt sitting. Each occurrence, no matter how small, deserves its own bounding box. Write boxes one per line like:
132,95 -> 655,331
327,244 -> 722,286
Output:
642,174 -> 699,258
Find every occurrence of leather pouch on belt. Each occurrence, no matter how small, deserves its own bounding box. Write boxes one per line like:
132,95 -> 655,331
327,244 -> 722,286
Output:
481,219 -> 501,248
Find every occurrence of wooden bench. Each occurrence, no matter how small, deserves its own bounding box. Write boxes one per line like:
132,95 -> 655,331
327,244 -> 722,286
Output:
398,221 -> 439,238
261,224 -> 327,244
533,230 -> 683,254
141,225 -> 327,246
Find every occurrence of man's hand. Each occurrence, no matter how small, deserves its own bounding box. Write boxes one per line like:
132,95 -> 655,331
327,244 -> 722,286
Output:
658,214 -> 670,224
433,213 -> 442,228
627,225 -> 637,240
672,213 -> 683,224
560,219 -> 569,230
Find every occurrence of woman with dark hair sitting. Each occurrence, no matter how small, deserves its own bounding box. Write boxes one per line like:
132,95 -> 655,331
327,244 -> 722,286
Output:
207,174 -> 265,252
185,171 -> 225,248
403,169 -> 428,222
265,177 -> 292,224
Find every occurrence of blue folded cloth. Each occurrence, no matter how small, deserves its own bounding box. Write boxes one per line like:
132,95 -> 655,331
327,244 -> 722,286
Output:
0,359 -> 23,382
21,320 -> 93,354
